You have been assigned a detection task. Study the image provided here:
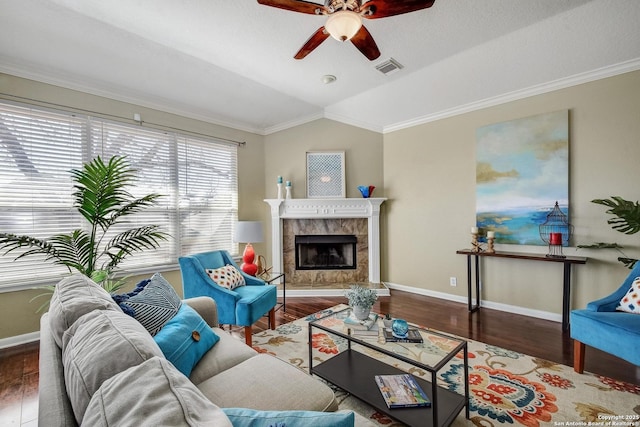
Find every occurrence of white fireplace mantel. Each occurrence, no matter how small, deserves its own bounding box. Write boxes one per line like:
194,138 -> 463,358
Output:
264,198 -> 386,283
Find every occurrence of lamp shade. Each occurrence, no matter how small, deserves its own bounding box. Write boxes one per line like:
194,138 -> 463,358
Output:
325,10 -> 362,41
234,221 -> 263,243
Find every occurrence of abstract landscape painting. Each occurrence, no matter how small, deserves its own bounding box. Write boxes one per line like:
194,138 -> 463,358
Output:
476,110 -> 569,245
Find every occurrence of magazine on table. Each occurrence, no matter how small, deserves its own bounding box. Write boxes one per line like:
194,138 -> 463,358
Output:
344,312 -> 379,330
375,374 -> 431,409
382,328 -> 424,343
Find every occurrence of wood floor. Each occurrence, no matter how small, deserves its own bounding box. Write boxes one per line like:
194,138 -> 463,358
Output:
1,289 -> 638,426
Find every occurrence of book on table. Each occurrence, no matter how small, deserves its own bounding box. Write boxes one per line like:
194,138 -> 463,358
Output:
375,374 -> 431,409
348,323 -> 380,336
344,312 -> 379,331
382,328 -> 424,343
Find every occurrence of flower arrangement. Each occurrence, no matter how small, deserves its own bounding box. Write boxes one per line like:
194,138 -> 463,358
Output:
344,284 -> 378,308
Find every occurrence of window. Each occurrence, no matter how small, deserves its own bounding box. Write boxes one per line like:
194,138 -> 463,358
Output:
0,101 -> 238,291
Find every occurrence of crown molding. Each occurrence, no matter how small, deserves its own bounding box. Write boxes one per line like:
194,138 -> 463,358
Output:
382,58 -> 640,134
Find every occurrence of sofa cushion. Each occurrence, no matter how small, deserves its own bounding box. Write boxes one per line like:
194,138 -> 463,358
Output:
111,272 -> 182,336
197,354 -> 338,412
62,309 -> 163,424
83,357 -> 232,427
189,327 -> 258,385
153,304 -> 220,377
617,276 -> 640,314
206,264 -> 246,290
222,408 -> 354,427
48,274 -> 123,347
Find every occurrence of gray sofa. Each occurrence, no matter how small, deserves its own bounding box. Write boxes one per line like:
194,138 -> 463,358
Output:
38,274 -> 344,426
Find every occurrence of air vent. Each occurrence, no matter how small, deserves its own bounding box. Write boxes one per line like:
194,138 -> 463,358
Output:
375,58 -> 403,75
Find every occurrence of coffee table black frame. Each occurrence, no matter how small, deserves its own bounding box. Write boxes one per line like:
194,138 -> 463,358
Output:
308,308 -> 469,427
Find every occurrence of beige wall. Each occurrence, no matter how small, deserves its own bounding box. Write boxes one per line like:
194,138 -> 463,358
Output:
383,70 -> 640,313
1,70 -> 639,342
0,73 -> 265,340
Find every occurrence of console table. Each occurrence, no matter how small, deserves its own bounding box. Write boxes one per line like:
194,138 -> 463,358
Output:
456,250 -> 587,330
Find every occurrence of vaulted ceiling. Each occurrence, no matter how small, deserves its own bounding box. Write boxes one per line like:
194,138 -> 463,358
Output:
1,0 -> 639,134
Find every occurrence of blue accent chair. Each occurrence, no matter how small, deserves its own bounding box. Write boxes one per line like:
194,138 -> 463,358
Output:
570,261 -> 640,373
179,250 -> 277,346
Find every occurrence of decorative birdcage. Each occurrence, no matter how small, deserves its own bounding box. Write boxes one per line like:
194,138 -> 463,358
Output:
539,201 -> 573,258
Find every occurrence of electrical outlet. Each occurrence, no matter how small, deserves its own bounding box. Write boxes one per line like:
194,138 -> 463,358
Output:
449,277 -> 457,287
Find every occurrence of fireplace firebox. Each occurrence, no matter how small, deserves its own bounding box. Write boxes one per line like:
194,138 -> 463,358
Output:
295,235 -> 357,270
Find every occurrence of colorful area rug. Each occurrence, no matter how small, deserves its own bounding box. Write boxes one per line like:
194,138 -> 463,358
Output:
252,304 -> 640,427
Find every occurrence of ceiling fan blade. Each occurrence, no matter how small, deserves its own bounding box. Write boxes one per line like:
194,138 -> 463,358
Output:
294,27 -> 330,59
257,0 -> 324,15
350,25 -> 380,61
361,0 -> 435,19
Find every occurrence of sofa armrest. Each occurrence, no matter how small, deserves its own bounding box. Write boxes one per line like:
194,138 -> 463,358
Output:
184,297 -> 219,328
586,293 -> 623,312
38,313 -> 77,427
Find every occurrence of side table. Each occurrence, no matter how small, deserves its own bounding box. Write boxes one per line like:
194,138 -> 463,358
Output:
263,272 -> 286,312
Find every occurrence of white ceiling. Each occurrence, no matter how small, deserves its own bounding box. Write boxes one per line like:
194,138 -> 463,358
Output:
1,0 -> 639,135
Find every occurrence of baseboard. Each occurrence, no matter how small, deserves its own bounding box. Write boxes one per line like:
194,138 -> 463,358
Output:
0,331 -> 39,350
384,282 -> 562,323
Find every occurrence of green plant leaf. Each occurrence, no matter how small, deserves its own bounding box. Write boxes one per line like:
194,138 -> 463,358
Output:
592,196 -> 640,235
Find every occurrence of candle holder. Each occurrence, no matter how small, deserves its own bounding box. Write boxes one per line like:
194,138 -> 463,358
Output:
471,231 -> 483,253
486,236 -> 495,253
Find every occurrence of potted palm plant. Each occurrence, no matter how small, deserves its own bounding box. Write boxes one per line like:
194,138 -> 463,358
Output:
578,196 -> 640,268
345,284 -> 378,320
0,155 -> 169,300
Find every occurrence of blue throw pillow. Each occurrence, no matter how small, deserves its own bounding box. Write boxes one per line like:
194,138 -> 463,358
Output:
111,273 -> 182,336
221,408 -> 354,427
153,304 -> 219,377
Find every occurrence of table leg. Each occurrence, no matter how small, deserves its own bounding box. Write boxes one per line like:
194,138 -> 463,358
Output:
467,255 -> 480,312
562,263 -> 571,331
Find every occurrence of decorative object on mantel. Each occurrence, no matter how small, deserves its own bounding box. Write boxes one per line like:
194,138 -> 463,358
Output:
277,176 -> 283,200
486,230 -> 496,253
357,185 -> 375,198
234,221 -> 264,275
539,201 -> 573,258
345,284 -> 378,320
306,151 -> 346,198
285,180 -> 292,199
471,226 -> 483,253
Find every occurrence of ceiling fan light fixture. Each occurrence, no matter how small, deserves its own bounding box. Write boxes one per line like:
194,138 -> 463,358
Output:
325,10 -> 362,41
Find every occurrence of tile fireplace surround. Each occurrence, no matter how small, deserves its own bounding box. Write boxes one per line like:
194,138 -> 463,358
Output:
265,198 -> 386,293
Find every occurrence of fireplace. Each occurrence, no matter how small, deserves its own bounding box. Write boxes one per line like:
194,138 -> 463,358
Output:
295,235 -> 357,270
265,198 -> 386,285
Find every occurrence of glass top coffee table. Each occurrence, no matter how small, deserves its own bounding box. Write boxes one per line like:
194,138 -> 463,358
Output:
308,307 -> 469,427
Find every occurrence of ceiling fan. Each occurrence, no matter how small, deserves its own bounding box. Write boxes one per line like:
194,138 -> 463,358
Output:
257,0 -> 436,60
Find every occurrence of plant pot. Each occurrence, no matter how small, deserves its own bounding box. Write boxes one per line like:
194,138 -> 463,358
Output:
383,318 -> 393,328
352,305 -> 372,321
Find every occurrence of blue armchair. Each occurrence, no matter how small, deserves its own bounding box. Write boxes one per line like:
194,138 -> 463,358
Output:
570,261 -> 640,373
179,250 -> 277,346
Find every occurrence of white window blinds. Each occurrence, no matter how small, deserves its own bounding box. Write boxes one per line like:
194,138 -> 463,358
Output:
0,100 -> 238,291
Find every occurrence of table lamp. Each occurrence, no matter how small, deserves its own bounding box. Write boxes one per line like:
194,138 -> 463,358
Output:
234,221 -> 263,276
